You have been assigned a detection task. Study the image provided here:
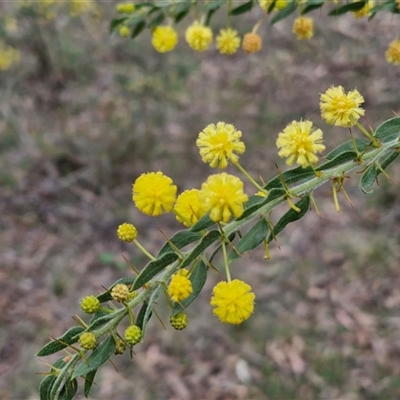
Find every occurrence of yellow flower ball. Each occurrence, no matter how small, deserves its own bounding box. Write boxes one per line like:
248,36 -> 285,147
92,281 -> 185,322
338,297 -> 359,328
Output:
276,120 -> 325,168
216,28 -> 241,55
152,26 -> 178,53
168,269 -> 193,303
117,223 -> 137,242
196,122 -> 245,169
320,85 -> 365,127
173,189 -> 204,227
132,171 -> 177,217
242,33 -> 262,54
385,39 -> 400,65
292,16 -> 314,40
210,279 -> 255,325
185,21 -> 213,51
200,173 -> 248,223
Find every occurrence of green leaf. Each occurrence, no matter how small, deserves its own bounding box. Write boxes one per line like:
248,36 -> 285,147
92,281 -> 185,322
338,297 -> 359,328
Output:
36,326 -> 85,357
84,369 -> 97,398
39,375 -> 56,400
268,195 -> 310,242
109,17 -> 128,33
238,188 -> 286,220
271,0 -> 297,24
368,1 -> 399,19
131,20 -> 146,39
374,117 -> 400,142
158,230 -> 203,257
58,379 -> 78,400
316,150 -> 358,172
86,313 -> 115,332
173,2 -> 191,23
265,166 -> 314,190
229,0 -> 253,15
172,259 -> 208,316
360,151 -> 399,194
229,218 -> 269,261
180,230 -> 220,268
302,0 -> 324,14
148,12 -> 165,29
72,337 -> 116,379
328,1 -> 367,16
203,0 -> 225,11
136,302 -> 151,330
133,252 -> 179,290
325,138 -> 370,160
190,214 -> 215,232
97,277 -> 136,303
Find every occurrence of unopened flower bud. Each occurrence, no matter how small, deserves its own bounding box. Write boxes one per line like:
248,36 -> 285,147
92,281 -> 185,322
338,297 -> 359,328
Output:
80,295 -> 100,314
111,283 -> 130,303
124,325 -> 142,345
78,332 -> 97,350
170,313 -> 189,330
114,339 -> 127,355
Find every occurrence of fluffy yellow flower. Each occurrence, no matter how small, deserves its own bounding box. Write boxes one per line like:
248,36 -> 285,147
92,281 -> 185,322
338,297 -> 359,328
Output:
216,28 -> 241,55
132,171 -> 177,216
152,26 -> 178,53
352,0 -> 374,18
292,16 -> 314,40
168,270 -> 193,302
196,122 -> 245,169
0,41 -> 20,71
210,279 -> 255,325
200,173 -> 248,223
259,0 -> 287,11
117,223 -> 137,242
242,33 -> 262,53
173,189 -> 204,227
320,85 -> 365,127
385,39 -> 400,65
276,120 -> 325,168
185,21 -> 213,51
119,25 -> 130,37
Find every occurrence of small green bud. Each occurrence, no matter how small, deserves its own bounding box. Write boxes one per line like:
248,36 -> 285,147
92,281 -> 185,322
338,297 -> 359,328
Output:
127,290 -> 138,301
170,313 -> 189,330
78,332 -> 97,350
111,283 -> 130,303
114,339 -> 127,355
80,295 -> 100,314
124,325 -> 142,345
116,3 -> 135,14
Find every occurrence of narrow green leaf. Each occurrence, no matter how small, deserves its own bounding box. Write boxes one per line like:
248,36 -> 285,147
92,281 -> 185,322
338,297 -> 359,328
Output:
238,188 -> 286,220
180,230 -> 221,268
265,166 -> 314,190
158,230 -> 202,257
203,0 -> 225,11
268,195 -> 310,242
109,17 -> 128,33
72,337 -> 116,379
172,259 -> 208,316
58,379 -> 78,400
229,218 -> 269,261
325,138 -> 370,160
316,151 -> 358,172
136,302 -> 151,330
39,375 -> 56,400
133,252 -> 179,290
328,1 -> 367,16
36,326 -> 85,357
229,0 -> 253,15
131,20 -> 146,39
302,0 -> 324,14
97,276 -> 136,303
271,0 -> 297,24
148,12 -> 165,29
190,214 -> 215,232
86,313 -> 115,332
360,151 -> 399,194
374,117 -> 400,141
174,2 -> 191,23
84,369 -> 97,398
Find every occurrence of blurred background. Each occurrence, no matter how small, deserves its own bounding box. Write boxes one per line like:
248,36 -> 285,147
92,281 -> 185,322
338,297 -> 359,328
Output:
1,1 -> 400,399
